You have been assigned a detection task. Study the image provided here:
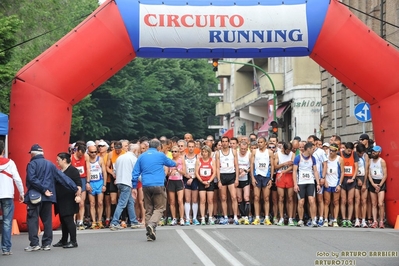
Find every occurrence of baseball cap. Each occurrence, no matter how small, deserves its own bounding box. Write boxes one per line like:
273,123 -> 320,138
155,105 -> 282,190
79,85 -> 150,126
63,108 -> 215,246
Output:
98,140 -> 109,147
372,146 -> 382,152
86,141 -> 95,147
359,134 -> 369,140
322,143 -> 330,147
29,144 -> 43,153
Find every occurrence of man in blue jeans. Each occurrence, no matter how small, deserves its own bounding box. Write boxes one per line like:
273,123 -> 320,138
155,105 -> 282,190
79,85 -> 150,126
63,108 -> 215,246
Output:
0,140 -> 25,255
110,143 -> 141,230
132,139 -> 176,241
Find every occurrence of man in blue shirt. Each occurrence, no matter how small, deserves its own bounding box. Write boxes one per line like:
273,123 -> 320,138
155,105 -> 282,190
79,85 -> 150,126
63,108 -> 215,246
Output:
132,139 -> 176,241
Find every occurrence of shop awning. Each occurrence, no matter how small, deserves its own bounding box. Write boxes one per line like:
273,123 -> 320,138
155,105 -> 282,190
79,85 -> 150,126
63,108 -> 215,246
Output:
223,128 -> 234,138
257,103 -> 290,136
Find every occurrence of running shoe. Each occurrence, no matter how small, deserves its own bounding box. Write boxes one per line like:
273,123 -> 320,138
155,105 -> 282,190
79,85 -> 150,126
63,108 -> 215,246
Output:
219,217 -> 228,225
78,223 -> 85,230
90,222 -> 98,230
41,245 -> 51,251
244,217 -> 250,225
342,220 -> 347,227
2,251 -> 12,256
167,217 -> 172,226
379,221 -> 385,229
273,217 -> 278,225
354,219 -> 360,228
288,218 -> 295,226
277,218 -> 284,226
265,218 -> 272,226
333,221 -> 339,227
318,219 -> 324,227
185,220 -> 191,226
97,221 -> 105,229
201,219 -> 206,225
180,218 -> 185,226
24,246 -> 41,252
328,220 -> 333,227
312,220 -> 318,227
110,223 -> 124,230
361,221 -> 368,228
297,220 -> 304,227
105,219 -> 110,228
234,219 -> 239,225
251,218 -> 260,225
260,218 -> 265,225
292,218 -> 298,226
171,218 -> 177,226
347,220 -> 353,228
193,218 -> 200,225
209,217 -> 215,225
248,216 -> 254,224
370,221 -> 378,228
323,220 -> 329,227
238,217 -> 245,225
306,219 -> 312,227
121,221 -> 127,228
146,224 -> 156,241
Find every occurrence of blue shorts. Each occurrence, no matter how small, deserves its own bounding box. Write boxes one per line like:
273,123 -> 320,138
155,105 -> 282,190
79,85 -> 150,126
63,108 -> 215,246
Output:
81,178 -> 87,192
184,178 -> 199,190
90,181 -> 103,196
324,186 -> 338,193
254,175 -> 271,188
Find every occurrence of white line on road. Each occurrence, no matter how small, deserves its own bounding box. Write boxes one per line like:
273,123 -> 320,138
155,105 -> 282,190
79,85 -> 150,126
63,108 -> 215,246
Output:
195,229 -> 244,266
213,230 -> 262,266
176,229 -> 216,266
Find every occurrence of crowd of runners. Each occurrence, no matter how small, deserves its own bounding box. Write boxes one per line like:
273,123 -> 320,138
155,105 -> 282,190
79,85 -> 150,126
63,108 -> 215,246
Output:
70,132 -> 387,231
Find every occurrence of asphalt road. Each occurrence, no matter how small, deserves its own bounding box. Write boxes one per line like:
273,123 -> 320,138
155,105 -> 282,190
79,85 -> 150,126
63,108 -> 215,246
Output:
2,224 -> 398,266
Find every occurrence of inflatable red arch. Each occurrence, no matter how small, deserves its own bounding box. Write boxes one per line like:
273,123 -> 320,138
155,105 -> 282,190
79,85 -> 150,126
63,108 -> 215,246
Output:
9,0 -> 399,230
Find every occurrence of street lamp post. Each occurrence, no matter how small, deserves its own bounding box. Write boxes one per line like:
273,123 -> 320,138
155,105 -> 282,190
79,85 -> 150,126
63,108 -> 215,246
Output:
219,60 -> 277,121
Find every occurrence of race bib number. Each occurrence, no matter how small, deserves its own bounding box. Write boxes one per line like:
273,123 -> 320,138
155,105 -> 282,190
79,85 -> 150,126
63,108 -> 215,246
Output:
200,168 -> 211,177
328,167 -> 336,175
301,171 -> 312,180
258,162 -> 267,170
371,167 -> 382,177
188,167 -> 195,177
357,166 -> 365,176
76,166 -> 84,175
90,172 -> 100,181
221,160 -> 230,168
344,166 -> 353,175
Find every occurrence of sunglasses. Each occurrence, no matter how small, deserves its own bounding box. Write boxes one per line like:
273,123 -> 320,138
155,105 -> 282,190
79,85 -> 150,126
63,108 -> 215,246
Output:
171,151 -> 179,153
88,151 -> 97,154
178,145 -> 184,147
268,146 -> 276,149
329,149 -> 337,152
98,145 -> 106,147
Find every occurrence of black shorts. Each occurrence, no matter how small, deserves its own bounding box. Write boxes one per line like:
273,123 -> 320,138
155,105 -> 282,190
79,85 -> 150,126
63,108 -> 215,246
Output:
368,179 -> 386,193
341,177 -> 356,191
184,178 -> 199,190
254,175 -> 271,188
237,179 -> 250,189
355,176 -> 365,190
198,181 -> 215,192
220,173 -> 236,186
167,179 -> 184,192
105,178 -> 118,195
297,183 -> 315,200
270,174 -> 277,191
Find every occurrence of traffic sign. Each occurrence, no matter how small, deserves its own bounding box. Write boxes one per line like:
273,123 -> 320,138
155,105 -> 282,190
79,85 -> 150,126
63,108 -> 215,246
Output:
354,102 -> 371,122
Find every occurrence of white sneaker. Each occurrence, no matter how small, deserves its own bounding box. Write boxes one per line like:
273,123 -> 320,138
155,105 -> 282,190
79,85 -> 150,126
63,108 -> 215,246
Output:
277,218 -> 284,226
171,218 -> 177,226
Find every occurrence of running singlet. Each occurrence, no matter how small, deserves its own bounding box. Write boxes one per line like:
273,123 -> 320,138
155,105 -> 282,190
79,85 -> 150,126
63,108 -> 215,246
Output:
238,151 -> 250,181
254,149 -> 270,177
357,154 -> 366,176
294,154 -> 316,185
312,148 -> 327,177
72,154 -> 87,178
276,150 -> 293,173
169,158 -> 183,181
326,156 -> 341,187
219,149 -> 235,174
198,157 -> 213,182
369,158 -> 383,180
185,155 -> 197,178
90,156 -> 103,182
342,151 -> 356,177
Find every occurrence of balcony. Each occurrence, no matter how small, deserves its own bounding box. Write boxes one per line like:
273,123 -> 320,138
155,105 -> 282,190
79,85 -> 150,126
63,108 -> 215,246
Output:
234,89 -> 259,110
207,116 -> 224,129
216,102 -> 232,116
259,73 -> 284,94
215,63 -> 231,78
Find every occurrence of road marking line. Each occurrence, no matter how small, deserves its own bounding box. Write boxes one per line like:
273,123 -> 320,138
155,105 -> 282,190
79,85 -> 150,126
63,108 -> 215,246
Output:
195,229 -> 244,266
176,230 -> 216,266
213,230 -> 262,266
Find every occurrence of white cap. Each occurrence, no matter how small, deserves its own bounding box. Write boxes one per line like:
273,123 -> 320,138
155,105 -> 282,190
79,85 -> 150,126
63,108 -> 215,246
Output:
86,141 -> 95,147
322,142 -> 330,147
98,140 -> 109,147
